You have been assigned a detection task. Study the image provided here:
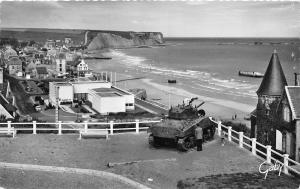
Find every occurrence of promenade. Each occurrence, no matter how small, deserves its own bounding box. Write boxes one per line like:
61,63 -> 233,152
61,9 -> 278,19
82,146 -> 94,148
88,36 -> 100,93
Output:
0,133 -> 277,189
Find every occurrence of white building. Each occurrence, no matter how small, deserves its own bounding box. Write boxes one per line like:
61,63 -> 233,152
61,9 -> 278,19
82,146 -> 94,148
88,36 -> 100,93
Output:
49,82 -> 73,106
49,81 -> 134,114
88,87 -> 134,114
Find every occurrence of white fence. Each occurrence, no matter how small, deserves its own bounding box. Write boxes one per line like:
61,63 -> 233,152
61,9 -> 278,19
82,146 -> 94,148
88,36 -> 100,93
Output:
0,119 -> 161,135
210,118 -> 300,177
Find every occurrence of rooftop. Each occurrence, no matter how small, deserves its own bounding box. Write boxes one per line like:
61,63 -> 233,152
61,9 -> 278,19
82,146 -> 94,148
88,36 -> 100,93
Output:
36,67 -> 48,75
257,50 -> 288,96
53,82 -> 72,86
285,86 -> 300,120
96,92 -> 122,97
92,87 -> 129,95
8,57 -> 22,65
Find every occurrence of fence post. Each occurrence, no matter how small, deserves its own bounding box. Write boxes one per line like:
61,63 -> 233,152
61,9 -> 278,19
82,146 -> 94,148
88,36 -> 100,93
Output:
110,121 -> 114,135
266,145 -> 272,164
84,121 -> 88,133
7,121 -> 11,130
58,121 -> 62,135
135,119 -> 139,133
33,121 -> 37,134
239,132 -> 244,148
251,138 -> 256,155
228,126 -> 232,142
283,154 -> 289,175
217,121 -> 222,136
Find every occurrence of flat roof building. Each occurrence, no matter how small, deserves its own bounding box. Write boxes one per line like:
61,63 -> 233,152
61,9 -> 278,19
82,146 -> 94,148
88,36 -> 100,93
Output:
49,81 -> 134,114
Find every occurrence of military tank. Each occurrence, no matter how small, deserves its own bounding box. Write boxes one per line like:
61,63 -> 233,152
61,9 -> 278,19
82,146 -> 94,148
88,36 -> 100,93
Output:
148,98 -> 217,151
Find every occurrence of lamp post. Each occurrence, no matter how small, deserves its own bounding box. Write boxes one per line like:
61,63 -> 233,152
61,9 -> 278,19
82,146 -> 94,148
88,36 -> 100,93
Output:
55,86 -> 59,123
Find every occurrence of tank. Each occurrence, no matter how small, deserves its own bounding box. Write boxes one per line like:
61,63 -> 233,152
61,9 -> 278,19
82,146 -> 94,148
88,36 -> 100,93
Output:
147,98 -> 217,151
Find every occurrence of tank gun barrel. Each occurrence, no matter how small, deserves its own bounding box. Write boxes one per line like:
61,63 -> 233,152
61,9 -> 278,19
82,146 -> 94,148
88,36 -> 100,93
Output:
188,97 -> 198,106
196,101 -> 205,109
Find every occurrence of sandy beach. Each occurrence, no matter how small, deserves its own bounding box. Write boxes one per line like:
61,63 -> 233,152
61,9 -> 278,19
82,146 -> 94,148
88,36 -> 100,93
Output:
87,50 -> 255,125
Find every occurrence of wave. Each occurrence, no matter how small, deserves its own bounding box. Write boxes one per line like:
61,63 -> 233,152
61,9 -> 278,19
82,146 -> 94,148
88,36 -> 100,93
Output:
109,49 -> 258,101
142,78 -> 256,113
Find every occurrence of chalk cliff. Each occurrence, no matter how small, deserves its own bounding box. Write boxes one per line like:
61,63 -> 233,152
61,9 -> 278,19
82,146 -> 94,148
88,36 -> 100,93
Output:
87,32 -> 164,50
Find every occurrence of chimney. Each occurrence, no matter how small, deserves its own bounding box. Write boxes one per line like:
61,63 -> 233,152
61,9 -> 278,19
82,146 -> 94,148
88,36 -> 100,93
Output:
294,73 -> 299,86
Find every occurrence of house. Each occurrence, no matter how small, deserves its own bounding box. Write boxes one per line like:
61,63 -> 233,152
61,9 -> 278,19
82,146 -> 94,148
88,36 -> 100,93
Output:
251,50 -> 300,162
55,53 -> 66,75
7,57 -> 22,76
66,58 -> 91,77
35,67 -> 48,79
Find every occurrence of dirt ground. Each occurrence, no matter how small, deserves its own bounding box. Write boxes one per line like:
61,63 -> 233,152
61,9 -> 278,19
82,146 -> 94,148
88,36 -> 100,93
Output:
0,133 -> 298,189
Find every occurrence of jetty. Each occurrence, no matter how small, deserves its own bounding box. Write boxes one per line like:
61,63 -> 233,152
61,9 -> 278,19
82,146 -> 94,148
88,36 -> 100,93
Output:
238,71 -> 264,78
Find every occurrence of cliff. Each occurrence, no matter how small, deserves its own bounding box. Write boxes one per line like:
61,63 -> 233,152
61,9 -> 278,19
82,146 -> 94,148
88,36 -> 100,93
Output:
87,32 -> 164,50
0,28 -> 165,50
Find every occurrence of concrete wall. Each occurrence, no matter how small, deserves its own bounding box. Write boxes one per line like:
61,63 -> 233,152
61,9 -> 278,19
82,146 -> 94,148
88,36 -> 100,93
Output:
99,96 -> 126,114
90,93 -> 126,114
49,82 -> 73,106
112,87 -> 135,110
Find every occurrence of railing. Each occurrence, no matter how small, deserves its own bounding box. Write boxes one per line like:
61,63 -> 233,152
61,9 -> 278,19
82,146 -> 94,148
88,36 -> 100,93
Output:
211,117 -> 300,177
0,119 -> 161,135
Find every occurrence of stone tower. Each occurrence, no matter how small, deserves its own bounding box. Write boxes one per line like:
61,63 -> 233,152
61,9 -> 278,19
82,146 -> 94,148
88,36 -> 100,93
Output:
255,50 -> 287,146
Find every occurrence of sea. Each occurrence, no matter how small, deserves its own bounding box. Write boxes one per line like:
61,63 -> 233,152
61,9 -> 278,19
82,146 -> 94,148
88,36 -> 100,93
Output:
87,38 -> 300,111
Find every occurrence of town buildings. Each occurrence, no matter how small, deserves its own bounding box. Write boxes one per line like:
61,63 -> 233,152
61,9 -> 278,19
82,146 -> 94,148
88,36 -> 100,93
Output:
7,57 -> 22,76
251,50 -> 300,162
55,53 -> 66,75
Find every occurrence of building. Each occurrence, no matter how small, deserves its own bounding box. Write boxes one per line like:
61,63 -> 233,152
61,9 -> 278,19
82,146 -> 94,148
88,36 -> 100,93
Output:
88,87 -> 134,114
49,81 -> 134,114
35,67 -> 49,79
49,82 -> 74,106
55,53 -> 66,75
251,50 -> 300,162
7,57 -> 22,76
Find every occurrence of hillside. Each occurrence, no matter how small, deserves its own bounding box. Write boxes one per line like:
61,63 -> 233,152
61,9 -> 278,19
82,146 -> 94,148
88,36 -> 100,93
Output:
0,28 -> 164,49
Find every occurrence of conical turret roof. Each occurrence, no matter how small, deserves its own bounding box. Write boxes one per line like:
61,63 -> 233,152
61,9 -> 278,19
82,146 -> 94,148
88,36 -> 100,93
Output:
257,50 -> 287,96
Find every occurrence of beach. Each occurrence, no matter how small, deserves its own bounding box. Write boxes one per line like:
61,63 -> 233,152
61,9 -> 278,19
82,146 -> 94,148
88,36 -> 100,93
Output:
86,38 -> 299,123
87,57 -> 255,124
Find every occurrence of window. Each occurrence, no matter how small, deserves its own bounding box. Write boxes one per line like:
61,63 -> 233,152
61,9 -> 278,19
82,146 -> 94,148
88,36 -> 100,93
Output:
59,68 -> 62,72
283,106 -> 290,122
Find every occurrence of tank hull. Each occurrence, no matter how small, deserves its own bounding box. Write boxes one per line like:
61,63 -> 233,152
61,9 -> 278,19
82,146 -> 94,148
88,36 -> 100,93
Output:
148,117 -> 216,151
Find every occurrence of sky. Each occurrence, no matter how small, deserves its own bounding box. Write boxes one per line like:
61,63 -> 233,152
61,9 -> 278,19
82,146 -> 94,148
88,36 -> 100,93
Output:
0,1 -> 299,38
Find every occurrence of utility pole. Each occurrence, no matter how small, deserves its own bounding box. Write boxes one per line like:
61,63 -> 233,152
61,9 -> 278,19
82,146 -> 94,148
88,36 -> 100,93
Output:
55,86 -> 59,123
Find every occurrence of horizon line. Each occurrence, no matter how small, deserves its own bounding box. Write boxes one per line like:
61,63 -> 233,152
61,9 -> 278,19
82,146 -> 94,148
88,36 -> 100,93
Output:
1,27 -> 299,39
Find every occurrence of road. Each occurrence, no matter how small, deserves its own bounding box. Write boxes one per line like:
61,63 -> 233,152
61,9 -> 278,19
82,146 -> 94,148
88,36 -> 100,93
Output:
135,98 -> 168,116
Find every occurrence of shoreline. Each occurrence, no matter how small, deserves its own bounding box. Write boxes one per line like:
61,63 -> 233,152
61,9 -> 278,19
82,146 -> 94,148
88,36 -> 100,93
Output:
115,76 -> 253,125
88,49 -> 257,125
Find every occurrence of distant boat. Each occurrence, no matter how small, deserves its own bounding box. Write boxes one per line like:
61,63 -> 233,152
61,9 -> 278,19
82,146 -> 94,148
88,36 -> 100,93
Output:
168,79 -> 177,83
238,71 -> 264,78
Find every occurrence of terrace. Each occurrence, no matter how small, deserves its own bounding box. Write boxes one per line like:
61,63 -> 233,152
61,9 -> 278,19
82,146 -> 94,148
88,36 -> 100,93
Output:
0,119 -> 298,188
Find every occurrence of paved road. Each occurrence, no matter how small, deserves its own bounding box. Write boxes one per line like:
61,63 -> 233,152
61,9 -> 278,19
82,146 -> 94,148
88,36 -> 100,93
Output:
135,98 -> 168,115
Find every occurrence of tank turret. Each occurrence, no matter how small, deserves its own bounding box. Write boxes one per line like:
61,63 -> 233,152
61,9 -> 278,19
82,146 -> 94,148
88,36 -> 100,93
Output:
168,98 -> 205,120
